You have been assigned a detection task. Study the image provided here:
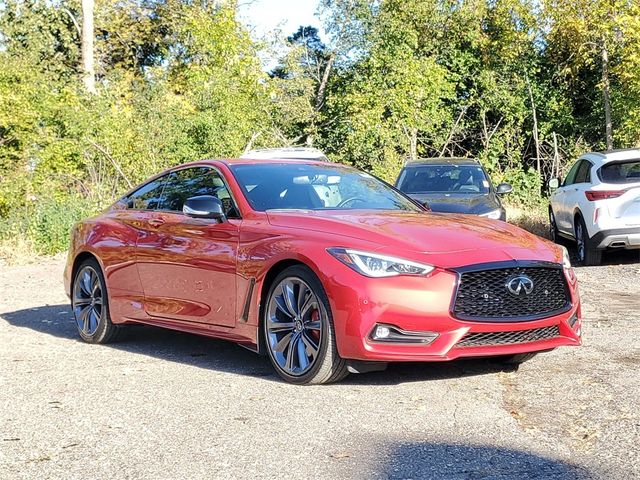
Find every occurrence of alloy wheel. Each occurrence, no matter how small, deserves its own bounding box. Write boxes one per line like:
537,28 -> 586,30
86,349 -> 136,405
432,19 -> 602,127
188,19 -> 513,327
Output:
266,277 -> 324,376
73,266 -> 103,336
575,222 -> 585,262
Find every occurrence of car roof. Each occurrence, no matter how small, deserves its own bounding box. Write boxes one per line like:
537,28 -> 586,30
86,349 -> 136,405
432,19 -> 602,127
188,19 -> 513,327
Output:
240,147 -> 328,161
404,157 -> 480,166
177,158 -> 336,168
582,148 -> 640,165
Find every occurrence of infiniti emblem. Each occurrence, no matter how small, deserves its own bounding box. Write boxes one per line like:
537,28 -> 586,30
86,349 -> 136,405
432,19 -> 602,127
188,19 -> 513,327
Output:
506,275 -> 535,296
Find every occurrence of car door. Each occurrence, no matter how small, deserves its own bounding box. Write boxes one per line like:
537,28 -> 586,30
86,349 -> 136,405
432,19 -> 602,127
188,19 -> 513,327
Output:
561,160 -> 592,232
102,175 -> 170,321
135,166 -> 241,327
553,160 -> 582,233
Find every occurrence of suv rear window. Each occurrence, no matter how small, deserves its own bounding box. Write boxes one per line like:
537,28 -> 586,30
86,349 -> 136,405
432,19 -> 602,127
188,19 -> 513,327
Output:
598,160 -> 640,184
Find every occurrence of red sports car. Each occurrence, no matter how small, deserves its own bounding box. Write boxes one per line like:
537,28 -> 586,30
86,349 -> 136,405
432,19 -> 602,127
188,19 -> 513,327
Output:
64,159 -> 582,384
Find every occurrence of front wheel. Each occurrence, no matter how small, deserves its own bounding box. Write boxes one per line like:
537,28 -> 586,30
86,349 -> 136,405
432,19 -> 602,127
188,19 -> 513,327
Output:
263,265 -> 348,385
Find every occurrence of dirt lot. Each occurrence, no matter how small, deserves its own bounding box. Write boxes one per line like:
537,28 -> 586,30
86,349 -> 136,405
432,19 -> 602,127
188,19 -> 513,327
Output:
1,251 -> 639,479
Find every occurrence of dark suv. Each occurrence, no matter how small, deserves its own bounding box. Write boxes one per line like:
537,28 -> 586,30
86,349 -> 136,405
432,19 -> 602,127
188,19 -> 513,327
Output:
395,158 -> 512,220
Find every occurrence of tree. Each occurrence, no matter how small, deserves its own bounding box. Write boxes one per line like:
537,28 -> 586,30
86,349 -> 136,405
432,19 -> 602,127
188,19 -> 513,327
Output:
544,0 -> 640,150
81,0 -> 96,93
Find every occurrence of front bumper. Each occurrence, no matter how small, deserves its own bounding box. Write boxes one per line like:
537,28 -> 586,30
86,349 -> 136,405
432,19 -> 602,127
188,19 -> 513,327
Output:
326,266 -> 581,362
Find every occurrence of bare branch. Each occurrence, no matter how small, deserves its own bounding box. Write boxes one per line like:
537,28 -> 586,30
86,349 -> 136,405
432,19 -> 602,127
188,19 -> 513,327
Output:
89,142 -> 133,189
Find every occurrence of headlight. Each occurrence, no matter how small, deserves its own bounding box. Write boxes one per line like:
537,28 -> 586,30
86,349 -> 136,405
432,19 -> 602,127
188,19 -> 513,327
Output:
480,208 -> 502,220
560,245 -> 572,269
327,248 -> 435,278
560,245 -> 577,284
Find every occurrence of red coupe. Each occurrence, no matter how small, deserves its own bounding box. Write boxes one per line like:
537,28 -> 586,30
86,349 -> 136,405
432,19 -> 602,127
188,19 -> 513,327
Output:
64,159 -> 582,384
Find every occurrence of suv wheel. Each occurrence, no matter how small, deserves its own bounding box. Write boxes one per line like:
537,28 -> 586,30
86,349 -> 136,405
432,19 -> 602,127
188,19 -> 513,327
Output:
575,215 -> 602,266
549,208 -> 560,243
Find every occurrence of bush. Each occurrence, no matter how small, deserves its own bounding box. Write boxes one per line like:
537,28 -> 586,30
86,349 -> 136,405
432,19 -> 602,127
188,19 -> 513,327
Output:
0,195 -> 98,256
496,167 -> 545,208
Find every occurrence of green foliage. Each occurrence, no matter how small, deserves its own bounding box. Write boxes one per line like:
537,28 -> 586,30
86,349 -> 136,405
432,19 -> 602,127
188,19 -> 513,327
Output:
0,194 -> 98,255
2,0 -> 640,255
497,168 -> 544,208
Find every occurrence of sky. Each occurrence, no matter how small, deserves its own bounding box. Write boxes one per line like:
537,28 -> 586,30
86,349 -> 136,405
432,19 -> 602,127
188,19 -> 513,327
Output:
238,0 -> 325,41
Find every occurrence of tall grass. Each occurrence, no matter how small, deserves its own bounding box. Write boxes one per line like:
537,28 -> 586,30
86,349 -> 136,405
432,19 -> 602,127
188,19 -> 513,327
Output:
0,195 -> 99,262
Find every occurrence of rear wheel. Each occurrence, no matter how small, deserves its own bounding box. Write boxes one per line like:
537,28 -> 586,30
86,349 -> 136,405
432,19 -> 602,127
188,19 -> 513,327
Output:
575,215 -> 602,266
263,265 -> 348,385
72,258 -> 123,344
549,208 -> 560,243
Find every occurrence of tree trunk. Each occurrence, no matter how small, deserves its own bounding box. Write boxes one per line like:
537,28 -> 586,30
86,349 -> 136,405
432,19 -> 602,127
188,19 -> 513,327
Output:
601,39 -> 613,150
525,74 -> 541,180
81,0 -> 96,94
315,52 -> 335,111
552,131 -> 560,180
409,128 -> 418,160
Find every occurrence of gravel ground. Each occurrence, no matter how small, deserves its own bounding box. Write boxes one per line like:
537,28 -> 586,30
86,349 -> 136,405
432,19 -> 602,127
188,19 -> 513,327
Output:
1,250 -> 639,480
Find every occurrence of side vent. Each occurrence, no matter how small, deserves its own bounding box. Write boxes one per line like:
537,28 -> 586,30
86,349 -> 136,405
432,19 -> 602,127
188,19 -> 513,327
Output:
240,278 -> 256,322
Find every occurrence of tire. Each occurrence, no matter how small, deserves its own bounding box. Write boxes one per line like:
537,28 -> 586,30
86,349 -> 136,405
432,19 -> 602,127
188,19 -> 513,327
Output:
498,352 -> 538,365
72,258 -> 123,344
263,265 -> 348,385
549,208 -> 561,243
575,215 -> 602,266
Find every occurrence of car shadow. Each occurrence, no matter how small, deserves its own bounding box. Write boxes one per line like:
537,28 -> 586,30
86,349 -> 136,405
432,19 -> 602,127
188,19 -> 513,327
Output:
378,441 -> 592,479
1,304 -> 522,385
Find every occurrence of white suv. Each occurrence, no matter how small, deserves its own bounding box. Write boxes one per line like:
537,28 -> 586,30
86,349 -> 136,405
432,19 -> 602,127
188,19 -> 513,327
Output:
241,147 -> 329,161
549,149 -> 640,265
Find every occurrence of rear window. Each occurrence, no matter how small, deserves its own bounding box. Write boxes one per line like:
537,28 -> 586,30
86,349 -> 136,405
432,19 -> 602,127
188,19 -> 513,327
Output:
598,160 -> 640,184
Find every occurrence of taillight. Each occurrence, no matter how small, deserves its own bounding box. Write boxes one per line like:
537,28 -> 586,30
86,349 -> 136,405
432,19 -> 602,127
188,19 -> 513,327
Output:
584,190 -> 625,201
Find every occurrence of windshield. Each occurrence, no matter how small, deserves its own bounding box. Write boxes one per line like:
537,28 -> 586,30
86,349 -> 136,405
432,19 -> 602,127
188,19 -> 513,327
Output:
398,165 -> 490,194
230,163 -> 422,212
598,160 -> 640,184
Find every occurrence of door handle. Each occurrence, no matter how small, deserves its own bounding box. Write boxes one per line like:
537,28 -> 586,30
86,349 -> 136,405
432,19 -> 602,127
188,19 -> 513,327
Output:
148,218 -> 165,228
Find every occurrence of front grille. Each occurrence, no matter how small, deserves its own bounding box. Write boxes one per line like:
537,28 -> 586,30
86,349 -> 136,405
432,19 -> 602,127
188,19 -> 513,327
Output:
456,325 -> 560,348
453,267 -> 570,321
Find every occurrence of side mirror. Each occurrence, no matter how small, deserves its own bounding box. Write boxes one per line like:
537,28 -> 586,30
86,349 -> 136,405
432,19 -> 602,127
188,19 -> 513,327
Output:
548,178 -> 560,190
183,195 -> 225,221
422,202 -> 431,212
496,183 -> 513,195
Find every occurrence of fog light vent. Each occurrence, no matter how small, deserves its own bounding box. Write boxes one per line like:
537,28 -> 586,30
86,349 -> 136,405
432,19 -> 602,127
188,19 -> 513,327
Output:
370,324 -> 438,344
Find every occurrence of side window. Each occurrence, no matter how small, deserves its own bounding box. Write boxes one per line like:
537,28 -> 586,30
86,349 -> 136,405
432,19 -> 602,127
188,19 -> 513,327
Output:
562,161 -> 582,186
160,167 -> 217,212
574,161 -> 592,184
125,176 -> 167,210
159,167 -> 240,218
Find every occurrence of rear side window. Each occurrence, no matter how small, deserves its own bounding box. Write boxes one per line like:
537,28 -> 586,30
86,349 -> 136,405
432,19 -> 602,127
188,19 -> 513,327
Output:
598,160 -> 640,184
125,177 -> 167,210
562,160 -> 582,186
574,160 -> 592,184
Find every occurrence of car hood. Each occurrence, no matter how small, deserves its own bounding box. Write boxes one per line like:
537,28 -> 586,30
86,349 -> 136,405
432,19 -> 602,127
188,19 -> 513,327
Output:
266,210 -> 561,269
407,193 -> 499,214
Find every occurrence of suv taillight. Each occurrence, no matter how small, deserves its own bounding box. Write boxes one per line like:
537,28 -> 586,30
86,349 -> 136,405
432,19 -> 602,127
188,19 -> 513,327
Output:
585,190 -> 625,201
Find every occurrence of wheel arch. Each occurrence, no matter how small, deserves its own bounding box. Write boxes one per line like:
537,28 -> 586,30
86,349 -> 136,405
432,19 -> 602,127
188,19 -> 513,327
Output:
70,251 -> 102,291
573,208 -> 587,237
